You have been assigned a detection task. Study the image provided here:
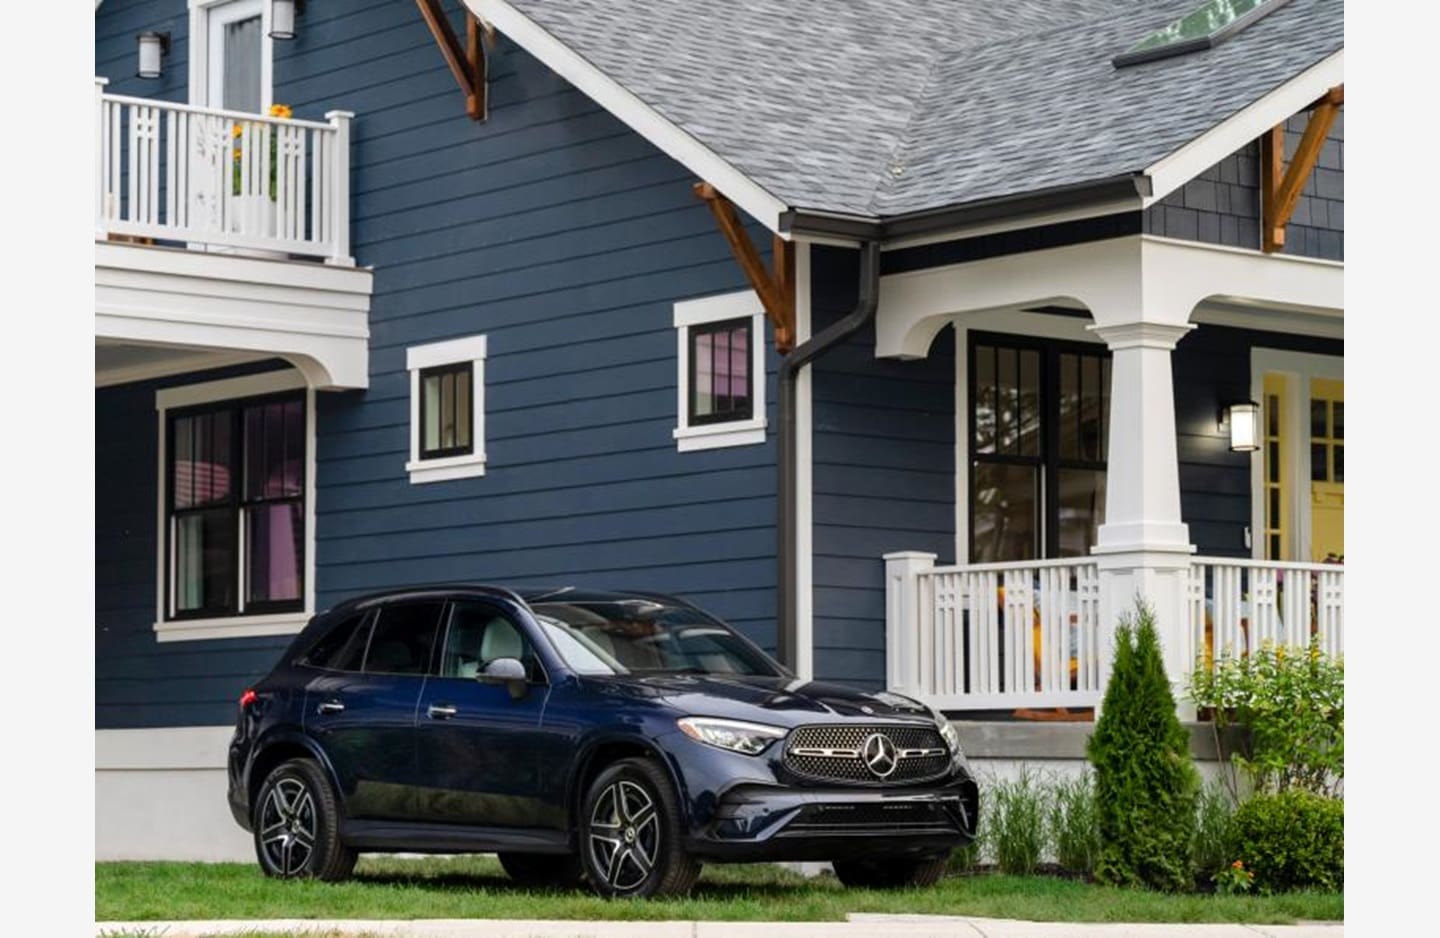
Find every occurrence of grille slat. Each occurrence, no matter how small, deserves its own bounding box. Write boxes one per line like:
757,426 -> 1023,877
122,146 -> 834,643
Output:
784,724 -> 951,786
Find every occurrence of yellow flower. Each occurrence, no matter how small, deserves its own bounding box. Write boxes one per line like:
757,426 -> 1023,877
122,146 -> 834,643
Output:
269,103 -> 293,119
232,124 -> 244,139
233,147 -> 242,160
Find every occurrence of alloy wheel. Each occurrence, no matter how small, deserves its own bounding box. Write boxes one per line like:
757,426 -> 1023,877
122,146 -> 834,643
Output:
258,776 -> 317,876
588,779 -> 659,891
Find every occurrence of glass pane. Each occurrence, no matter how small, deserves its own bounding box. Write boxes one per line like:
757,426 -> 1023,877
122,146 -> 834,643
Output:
693,332 -> 714,418
1058,468 -> 1106,558
1058,353 -> 1079,460
365,602 -> 443,675
1269,534 -> 1281,559
730,325 -> 749,413
997,348 -> 1018,454
1333,445 -> 1343,483
441,371 -> 456,449
971,462 -> 1039,563
1267,440 -> 1280,484
455,371 -> 471,450
1333,401 -> 1343,440
1100,357 -> 1111,459
1018,349 -> 1041,457
174,508 -> 236,614
173,411 -> 232,508
1080,355 -> 1103,462
1122,0 -> 1278,58
974,345 -> 996,454
222,16 -> 263,113
247,502 -> 302,604
303,612 -> 370,672
1311,399 -> 1328,439
713,329 -> 732,412
1268,487 -> 1280,528
1266,393 -> 1279,437
423,373 -> 441,451
1311,443 -> 1328,482
244,400 -> 303,499
442,603 -> 540,681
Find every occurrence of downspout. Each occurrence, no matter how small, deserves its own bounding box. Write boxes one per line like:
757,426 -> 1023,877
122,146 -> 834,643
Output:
776,240 -> 881,671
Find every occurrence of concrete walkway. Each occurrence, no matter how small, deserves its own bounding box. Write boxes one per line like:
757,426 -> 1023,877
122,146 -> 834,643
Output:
94,916 -> 1344,937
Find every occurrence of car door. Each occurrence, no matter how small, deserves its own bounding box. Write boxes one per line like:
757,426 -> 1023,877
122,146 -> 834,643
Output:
305,599 -> 443,820
414,599 -> 553,828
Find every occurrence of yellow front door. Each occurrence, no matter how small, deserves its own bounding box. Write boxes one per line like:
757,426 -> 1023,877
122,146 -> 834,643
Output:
1309,378 -> 1343,563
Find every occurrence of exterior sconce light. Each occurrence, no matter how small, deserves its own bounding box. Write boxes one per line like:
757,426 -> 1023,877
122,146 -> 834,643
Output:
1224,401 -> 1261,452
270,0 -> 305,40
136,31 -> 171,80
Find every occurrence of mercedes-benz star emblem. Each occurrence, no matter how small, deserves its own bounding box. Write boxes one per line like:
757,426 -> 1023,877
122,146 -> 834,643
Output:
861,732 -> 898,779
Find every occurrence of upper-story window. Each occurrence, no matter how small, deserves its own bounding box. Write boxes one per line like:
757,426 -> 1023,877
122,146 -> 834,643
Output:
406,336 -> 489,484
672,291 -> 767,452
190,0 -> 272,113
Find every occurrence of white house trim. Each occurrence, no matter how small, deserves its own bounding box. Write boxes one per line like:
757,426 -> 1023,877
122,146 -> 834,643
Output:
464,0 -> 791,237
188,0 -> 274,112
672,290 -> 768,452
96,241 -> 372,389
1249,348 -> 1344,563
793,244 -> 814,681
96,347 -> 270,388
153,369 -> 316,643
406,335 -> 489,484
1144,49 -> 1344,207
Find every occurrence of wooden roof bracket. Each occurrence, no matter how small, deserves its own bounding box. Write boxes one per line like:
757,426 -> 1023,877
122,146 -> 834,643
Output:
694,182 -> 796,353
415,0 -> 492,120
1261,84 -> 1343,253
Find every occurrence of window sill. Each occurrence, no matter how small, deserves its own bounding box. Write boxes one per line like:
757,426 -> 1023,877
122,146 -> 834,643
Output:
153,612 -> 311,644
673,418 -> 767,452
406,452 -> 488,484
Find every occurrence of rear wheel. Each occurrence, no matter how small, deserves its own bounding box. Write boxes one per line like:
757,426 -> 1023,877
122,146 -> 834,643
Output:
832,855 -> 949,889
580,757 -> 701,898
252,757 -> 356,882
497,852 -> 585,889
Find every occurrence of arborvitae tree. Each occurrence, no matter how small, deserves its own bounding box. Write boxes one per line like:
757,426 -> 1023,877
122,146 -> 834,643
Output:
1087,599 -> 1200,891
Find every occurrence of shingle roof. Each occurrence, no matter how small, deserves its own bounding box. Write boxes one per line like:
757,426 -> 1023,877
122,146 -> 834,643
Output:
501,0 -> 1343,219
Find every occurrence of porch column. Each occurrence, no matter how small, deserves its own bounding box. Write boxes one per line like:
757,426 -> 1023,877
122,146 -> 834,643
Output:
1089,320 -> 1197,715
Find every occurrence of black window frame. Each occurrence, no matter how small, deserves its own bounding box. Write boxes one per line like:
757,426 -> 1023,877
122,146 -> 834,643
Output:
968,331 -> 1110,562
687,316 -> 754,426
417,361 -> 475,460
164,389 -> 307,621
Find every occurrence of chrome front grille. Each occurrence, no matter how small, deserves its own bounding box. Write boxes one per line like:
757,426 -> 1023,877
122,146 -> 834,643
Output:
783,724 -> 952,785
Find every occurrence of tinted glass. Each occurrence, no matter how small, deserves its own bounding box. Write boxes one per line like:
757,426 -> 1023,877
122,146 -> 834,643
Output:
1121,0 -> 1279,59
530,600 -> 779,677
364,602 -> 443,675
174,507 -> 236,613
304,612 -> 371,671
440,602 -> 543,681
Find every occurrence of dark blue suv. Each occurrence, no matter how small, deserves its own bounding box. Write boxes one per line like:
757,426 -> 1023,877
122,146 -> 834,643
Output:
228,585 -> 979,897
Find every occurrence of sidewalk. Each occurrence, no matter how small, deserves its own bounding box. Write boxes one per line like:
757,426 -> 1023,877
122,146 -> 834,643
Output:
94,916 -> 1344,937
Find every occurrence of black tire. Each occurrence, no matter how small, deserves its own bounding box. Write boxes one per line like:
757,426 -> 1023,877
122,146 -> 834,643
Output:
252,757 -> 356,882
832,855 -> 949,889
579,757 -> 701,898
497,852 -> 585,889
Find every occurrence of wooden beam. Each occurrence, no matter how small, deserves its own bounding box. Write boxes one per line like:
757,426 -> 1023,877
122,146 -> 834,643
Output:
415,0 -> 488,121
694,182 -> 796,352
1262,84 -> 1342,253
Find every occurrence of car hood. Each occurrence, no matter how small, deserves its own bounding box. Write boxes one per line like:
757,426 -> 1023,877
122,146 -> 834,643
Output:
581,672 -> 939,727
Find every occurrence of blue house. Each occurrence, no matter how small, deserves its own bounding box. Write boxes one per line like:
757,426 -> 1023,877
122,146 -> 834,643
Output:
95,0 -> 1344,859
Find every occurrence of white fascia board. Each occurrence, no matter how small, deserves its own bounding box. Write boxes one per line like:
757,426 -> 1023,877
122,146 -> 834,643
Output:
1144,49 -> 1344,207
466,0 -> 792,236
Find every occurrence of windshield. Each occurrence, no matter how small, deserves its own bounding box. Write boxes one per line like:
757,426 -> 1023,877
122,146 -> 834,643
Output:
530,598 -> 782,677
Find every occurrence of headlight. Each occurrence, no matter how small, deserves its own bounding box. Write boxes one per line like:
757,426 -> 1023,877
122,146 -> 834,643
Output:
677,717 -> 787,755
938,718 -> 964,757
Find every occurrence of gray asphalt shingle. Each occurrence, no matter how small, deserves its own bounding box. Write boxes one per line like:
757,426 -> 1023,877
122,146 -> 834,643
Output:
499,0 -> 1343,219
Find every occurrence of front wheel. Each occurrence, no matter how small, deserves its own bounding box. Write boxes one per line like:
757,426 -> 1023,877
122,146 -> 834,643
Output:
580,757 -> 701,898
252,757 -> 356,881
832,855 -> 949,889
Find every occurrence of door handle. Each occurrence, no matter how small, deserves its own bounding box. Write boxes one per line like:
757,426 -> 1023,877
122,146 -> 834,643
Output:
427,703 -> 458,720
316,699 -> 345,715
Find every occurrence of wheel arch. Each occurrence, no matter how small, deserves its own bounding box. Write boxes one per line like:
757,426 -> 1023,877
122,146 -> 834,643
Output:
246,730 -> 345,816
568,734 -> 691,833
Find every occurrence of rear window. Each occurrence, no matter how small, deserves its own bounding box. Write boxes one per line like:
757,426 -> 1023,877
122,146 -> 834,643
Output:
301,611 -> 370,672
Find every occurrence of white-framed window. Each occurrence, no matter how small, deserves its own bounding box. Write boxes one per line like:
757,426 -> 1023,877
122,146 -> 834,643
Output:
153,370 -> 315,643
673,291 -> 767,452
188,0 -> 273,113
406,335 -> 488,484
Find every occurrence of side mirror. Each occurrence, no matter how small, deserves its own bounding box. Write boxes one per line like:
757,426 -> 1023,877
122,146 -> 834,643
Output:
479,657 -> 529,700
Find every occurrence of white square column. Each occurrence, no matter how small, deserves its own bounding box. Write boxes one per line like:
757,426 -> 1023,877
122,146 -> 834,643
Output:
1089,321 -> 1197,715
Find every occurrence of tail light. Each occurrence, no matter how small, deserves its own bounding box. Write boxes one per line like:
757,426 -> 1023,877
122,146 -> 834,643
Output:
239,688 -> 258,709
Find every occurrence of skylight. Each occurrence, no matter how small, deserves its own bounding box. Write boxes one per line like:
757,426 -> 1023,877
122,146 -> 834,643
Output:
1114,0 -> 1293,67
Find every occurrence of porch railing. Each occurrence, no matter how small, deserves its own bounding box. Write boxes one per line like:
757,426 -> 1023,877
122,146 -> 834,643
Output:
1187,557 -> 1345,662
885,553 -> 1105,711
94,78 -> 352,263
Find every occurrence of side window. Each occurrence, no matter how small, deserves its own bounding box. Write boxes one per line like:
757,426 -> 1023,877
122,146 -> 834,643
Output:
672,292 -> 766,452
301,611 -> 371,672
440,602 -> 544,682
364,602 -> 443,675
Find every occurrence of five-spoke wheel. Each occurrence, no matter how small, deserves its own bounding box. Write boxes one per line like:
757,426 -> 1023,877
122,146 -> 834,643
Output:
257,776 -> 317,876
252,757 -> 356,881
579,757 -> 700,898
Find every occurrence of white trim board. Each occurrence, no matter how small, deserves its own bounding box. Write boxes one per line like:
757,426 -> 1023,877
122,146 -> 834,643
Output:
672,290 -> 769,452
465,0 -> 791,236
793,243 -> 814,681
405,335 -> 489,484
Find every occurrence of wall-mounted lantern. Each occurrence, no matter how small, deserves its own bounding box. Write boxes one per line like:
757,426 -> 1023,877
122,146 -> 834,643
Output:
270,0 -> 305,40
1224,401 -> 1261,453
136,31 -> 171,80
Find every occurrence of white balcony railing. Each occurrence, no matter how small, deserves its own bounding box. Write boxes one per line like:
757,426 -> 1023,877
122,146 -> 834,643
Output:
885,553 -> 1105,711
1188,557 -> 1345,661
94,79 -> 352,263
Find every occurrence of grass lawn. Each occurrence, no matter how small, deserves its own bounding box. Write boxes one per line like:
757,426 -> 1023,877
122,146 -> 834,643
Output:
96,856 -> 1342,925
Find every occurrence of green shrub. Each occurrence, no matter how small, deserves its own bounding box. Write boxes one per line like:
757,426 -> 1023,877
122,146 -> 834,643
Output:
1049,772 -> 1100,876
1189,638 -> 1344,797
1227,789 -> 1343,893
988,767 -> 1050,875
1192,780 -> 1237,884
1087,599 -> 1200,891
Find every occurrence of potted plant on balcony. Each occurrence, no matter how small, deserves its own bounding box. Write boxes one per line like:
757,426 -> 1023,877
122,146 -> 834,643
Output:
227,104 -> 293,257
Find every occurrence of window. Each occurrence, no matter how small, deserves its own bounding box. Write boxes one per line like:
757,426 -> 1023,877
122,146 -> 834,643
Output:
190,0 -> 273,113
302,611 -> 373,672
166,390 -> 306,620
439,602 -> 544,682
364,602 -> 443,675
1113,0 -> 1292,67
969,335 -> 1110,563
406,336 -> 488,484
673,291 -> 767,451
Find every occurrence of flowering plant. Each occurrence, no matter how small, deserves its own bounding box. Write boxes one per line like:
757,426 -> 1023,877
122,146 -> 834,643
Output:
1212,859 -> 1255,895
232,104 -> 294,199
